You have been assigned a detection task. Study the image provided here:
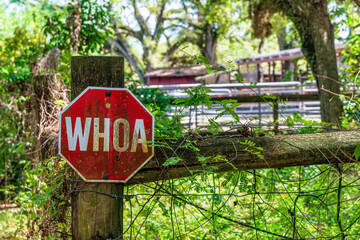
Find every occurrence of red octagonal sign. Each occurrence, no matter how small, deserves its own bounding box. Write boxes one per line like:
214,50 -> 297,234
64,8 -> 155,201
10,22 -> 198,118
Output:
59,87 -> 154,183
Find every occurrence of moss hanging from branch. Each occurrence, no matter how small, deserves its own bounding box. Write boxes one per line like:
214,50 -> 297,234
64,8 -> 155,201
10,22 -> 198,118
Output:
251,1 -> 275,39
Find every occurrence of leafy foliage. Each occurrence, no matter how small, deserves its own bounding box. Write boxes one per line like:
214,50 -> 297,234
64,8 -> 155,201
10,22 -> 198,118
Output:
174,85 -> 213,108
0,89 -> 28,201
15,158 -> 71,239
355,144 -> 360,161
128,82 -> 172,112
0,4 -> 43,202
0,1 -> 111,238
285,111 -> 330,133
43,0 -> 112,54
339,34 -> 360,125
2,1 -> 360,240
240,139 -> 264,160
0,27 -> 43,83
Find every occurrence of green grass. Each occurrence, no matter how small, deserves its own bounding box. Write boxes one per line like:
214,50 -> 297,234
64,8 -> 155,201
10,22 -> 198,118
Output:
0,207 -> 27,240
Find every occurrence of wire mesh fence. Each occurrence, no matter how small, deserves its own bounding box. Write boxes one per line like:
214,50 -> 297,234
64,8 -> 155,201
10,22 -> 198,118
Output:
68,162 -> 360,239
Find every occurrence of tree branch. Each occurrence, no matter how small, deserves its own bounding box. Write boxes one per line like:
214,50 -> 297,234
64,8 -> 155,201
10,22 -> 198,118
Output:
180,0 -> 200,28
117,25 -> 143,41
153,1 -> 167,41
164,16 -> 200,28
163,30 -> 201,62
353,0 -> 360,8
131,0 -> 150,36
108,36 -> 145,81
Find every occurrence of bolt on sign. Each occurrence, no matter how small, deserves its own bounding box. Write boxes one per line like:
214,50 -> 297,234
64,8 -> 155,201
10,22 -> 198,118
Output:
58,87 -> 154,182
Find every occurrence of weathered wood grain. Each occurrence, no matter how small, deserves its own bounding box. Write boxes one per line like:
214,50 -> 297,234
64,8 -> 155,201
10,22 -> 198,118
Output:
126,130 -> 359,185
71,56 -> 124,240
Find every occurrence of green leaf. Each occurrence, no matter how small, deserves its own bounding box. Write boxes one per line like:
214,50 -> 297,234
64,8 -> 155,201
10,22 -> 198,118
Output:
205,64 -> 211,74
54,99 -> 67,107
198,156 -> 210,166
174,98 -> 186,105
162,157 -> 181,166
355,144 -> 360,161
234,73 -> 243,83
197,55 -> 211,65
263,94 -> 277,100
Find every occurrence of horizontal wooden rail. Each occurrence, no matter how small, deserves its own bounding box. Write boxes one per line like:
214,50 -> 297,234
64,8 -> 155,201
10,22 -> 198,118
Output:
126,130 -> 359,185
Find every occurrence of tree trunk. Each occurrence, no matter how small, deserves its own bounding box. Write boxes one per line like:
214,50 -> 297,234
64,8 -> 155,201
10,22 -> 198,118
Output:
277,27 -> 295,72
202,24 -> 217,64
28,48 -> 66,165
281,0 -> 343,125
257,38 -> 265,82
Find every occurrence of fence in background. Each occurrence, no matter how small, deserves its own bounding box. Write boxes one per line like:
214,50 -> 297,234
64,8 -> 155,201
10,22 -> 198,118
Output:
144,81 -> 321,130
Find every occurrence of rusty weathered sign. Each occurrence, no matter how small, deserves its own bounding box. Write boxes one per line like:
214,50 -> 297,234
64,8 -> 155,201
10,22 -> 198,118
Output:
59,87 -> 154,182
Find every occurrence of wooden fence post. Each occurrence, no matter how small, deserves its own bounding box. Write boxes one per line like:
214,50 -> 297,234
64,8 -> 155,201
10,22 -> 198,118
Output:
273,97 -> 279,133
71,56 -> 124,240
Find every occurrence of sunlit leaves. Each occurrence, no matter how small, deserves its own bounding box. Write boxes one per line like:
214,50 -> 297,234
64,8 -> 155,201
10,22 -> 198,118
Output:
174,85 -> 213,108
355,144 -> 360,161
162,156 -> 182,166
43,0 -> 112,55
